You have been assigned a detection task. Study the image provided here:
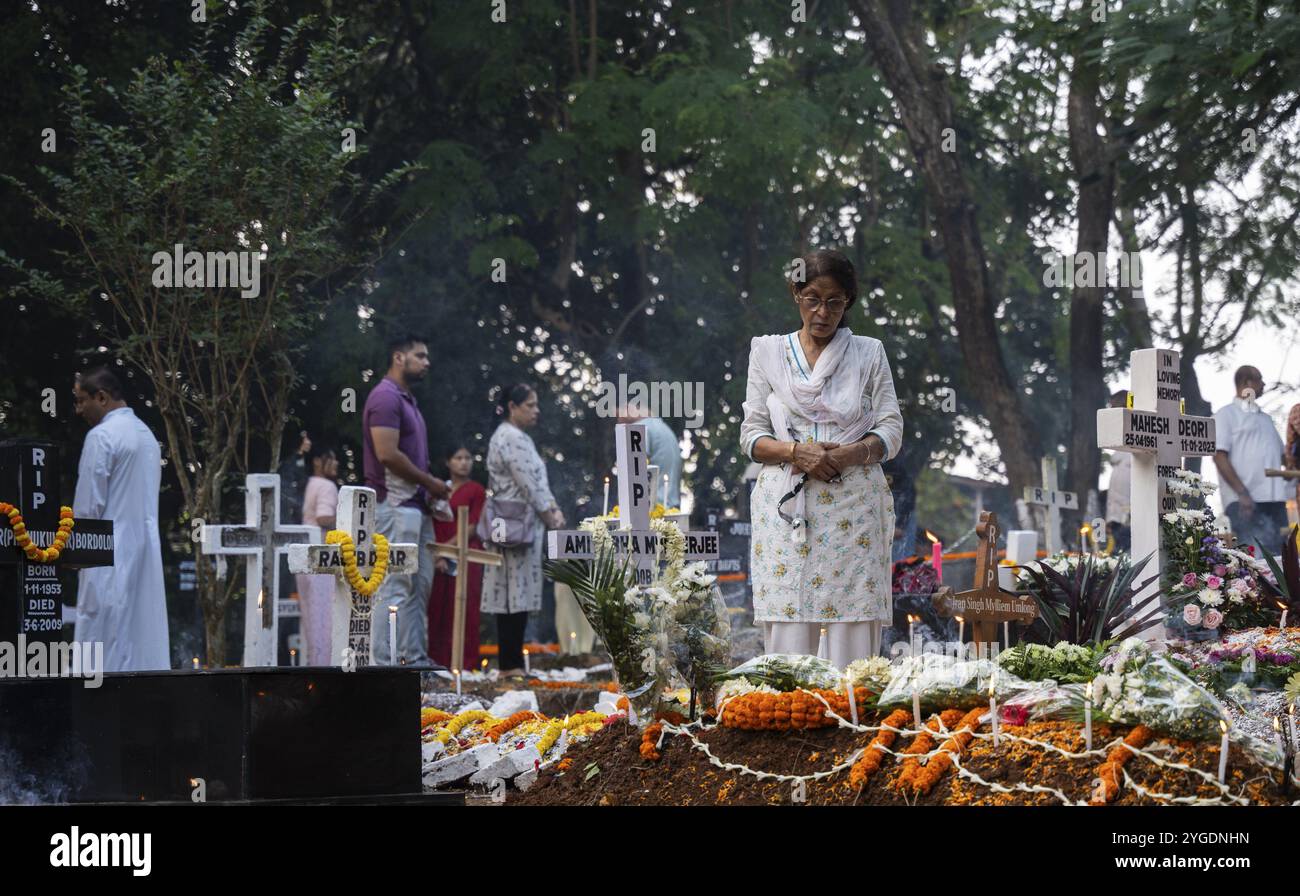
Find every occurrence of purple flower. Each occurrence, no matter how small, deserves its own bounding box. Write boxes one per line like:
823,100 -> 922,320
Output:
1213,565 -> 1227,577
1182,573 -> 1199,588
1206,575 -> 1223,590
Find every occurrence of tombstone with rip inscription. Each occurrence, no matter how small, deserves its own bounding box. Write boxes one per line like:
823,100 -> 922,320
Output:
287,486 -> 418,668
546,423 -> 718,581
0,440 -> 115,664
933,511 -> 1037,648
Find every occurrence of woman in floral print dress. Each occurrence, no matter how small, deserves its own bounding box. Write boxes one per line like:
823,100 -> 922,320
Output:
738,249 -> 904,668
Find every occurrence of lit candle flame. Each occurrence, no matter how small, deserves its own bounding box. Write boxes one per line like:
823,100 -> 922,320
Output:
924,530 -> 939,544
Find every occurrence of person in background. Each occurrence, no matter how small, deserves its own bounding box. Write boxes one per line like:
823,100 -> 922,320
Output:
482,384 -> 565,677
428,445 -> 486,671
295,443 -> 339,666
1285,403 -> 1300,520
72,366 -> 170,671
617,402 -> 683,509
1104,390 -> 1132,553
277,431 -> 312,527
362,334 -> 449,667
1213,365 -> 1291,555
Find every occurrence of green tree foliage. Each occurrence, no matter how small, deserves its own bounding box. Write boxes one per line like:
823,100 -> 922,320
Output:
2,7 -> 417,662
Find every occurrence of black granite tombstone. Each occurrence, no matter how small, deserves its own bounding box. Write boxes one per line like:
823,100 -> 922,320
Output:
0,440 -> 114,651
0,667 -> 424,803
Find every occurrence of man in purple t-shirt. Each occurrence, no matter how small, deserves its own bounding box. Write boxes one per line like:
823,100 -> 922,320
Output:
362,334 -> 449,667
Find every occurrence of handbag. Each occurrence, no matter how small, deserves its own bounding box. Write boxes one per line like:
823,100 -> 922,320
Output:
475,496 -> 537,549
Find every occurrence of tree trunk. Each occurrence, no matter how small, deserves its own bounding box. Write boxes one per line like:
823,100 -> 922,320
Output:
1064,19 -> 1115,531
851,0 -> 1042,496
1113,199 -> 1152,350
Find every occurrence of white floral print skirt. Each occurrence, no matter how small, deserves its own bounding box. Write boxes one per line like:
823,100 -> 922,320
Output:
750,461 -> 894,624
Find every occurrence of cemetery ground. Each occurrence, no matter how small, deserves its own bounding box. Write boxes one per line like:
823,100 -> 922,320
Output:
509,713 -> 1294,808
419,627 -> 1300,807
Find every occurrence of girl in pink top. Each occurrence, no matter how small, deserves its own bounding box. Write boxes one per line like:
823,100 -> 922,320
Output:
295,445 -> 340,666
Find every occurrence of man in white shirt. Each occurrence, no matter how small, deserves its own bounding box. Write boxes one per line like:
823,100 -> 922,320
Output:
1213,366 -> 1290,555
72,366 -> 170,671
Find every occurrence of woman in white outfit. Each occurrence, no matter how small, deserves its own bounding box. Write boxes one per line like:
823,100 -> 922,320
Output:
739,249 -> 904,668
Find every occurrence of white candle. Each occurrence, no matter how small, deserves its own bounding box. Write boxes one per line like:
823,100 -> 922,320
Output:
989,676 -> 999,747
845,673 -> 859,726
481,658 -> 489,676
569,631 -> 578,655
454,669 -> 462,696
602,477 -> 610,516
1289,704 -> 1298,752
908,615 -> 916,654
1003,620 -> 1010,650
290,648 -> 297,667
1274,716 -> 1285,756
192,657 -> 199,671
523,648 -> 531,674
955,615 -> 964,649
1084,681 -> 1094,752
817,626 -> 828,660
1218,721 -> 1230,783
912,686 -> 922,730
663,474 -> 670,507
1280,601 -> 1289,629
388,605 -> 398,666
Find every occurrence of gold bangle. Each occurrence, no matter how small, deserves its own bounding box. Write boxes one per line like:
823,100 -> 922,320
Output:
790,441 -> 797,463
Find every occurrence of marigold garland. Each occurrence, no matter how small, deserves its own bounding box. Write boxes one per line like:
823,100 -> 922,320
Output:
435,709 -> 494,745
421,707 -> 452,729
720,687 -> 873,731
486,710 -> 546,742
325,529 -> 390,597
1091,725 -> 1154,804
849,708 -> 912,789
0,503 -> 74,563
640,723 -> 664,761
895,709 -> 965,791
907,707 -> 985,795
536,720 -> 565,756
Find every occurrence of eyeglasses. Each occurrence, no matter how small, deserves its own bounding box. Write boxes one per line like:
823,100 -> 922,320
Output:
797,294 -> 849,314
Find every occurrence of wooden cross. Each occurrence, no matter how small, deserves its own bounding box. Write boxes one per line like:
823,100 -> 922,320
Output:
1022,457 -> 1077,553
199,474 -> 316,667
286,486 -> 418,668
0,441 -> 114,655
547,423 -> 718,584
933,511 -> 1037,645
1097,347 -> 1216,640
429,504 -> 502,672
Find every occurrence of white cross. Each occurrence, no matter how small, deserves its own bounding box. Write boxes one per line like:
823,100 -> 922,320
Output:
1022,457 -> 1077,554
1097,347 -> 1216,639
200,474 -> 316,667
286,486 -> 418,667
547,423 -> 718,584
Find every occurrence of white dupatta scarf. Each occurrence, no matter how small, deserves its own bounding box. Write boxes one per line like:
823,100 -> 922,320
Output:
755,328 -> 874,542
